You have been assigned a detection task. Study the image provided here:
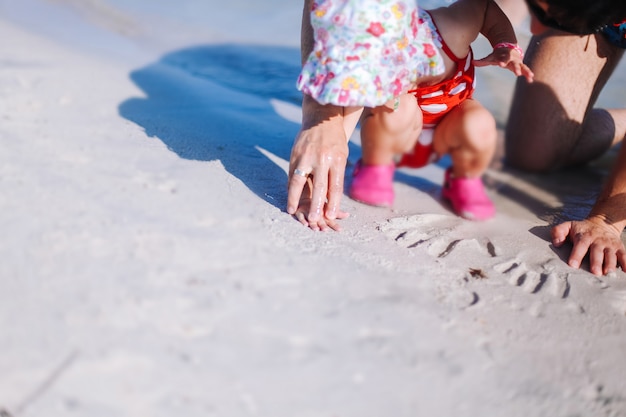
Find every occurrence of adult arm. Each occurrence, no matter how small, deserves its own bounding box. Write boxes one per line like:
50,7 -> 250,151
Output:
503,4 -> 626,274
286,0 -> 352,231
552,144 -> 626,276
287,96 -> 351,231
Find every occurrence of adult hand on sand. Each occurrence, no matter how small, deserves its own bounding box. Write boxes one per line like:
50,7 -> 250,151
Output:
552,216 -> 626,276
287,98 -> 350,231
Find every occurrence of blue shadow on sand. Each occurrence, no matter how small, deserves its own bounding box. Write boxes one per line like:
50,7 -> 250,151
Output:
119,43 -> 440,210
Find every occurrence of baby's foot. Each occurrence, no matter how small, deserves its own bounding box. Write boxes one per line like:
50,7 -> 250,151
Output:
349,160 -> 395,207
442,168 -> 495,220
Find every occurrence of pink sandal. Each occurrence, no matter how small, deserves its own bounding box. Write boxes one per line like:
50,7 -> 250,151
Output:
349,160 -> 395,207
442,168 -> 495,220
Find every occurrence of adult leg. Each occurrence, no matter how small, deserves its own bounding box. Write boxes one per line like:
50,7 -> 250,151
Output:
506,31 -> 625,172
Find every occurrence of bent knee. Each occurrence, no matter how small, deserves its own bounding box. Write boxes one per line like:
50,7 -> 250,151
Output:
468,108 -> 496,139
362,95 -> 422,146
377,95 -> 422,135
450,106 -> 497,149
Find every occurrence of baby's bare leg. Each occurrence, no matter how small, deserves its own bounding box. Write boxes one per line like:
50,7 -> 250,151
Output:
359,94 -> 422,165
506,31 -> 625,172
433,99 -> 497,177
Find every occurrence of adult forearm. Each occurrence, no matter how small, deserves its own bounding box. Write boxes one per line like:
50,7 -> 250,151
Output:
589,142 -> 626,233
301,94 -> 344,128
298,2 -> 346,143
301,0 -> 314,64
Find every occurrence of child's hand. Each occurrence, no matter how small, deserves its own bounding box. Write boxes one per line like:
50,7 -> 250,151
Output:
474,45 -> 534,83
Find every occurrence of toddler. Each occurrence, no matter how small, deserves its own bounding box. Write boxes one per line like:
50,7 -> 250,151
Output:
348,0 -> 534,220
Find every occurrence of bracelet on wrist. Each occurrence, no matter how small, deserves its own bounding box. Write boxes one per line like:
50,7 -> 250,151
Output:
493,42 -> 524,59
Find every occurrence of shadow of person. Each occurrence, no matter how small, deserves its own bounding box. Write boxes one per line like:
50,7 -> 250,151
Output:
485,74 -> 619,225
119,43 -> 307,210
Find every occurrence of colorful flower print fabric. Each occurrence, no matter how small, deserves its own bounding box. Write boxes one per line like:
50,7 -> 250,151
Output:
297,0 -> 445,107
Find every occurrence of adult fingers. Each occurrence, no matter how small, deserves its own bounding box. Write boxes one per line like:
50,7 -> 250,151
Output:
305,214 -> 341,232
296,205 -> 340,232
294,202 -> 327,231
588,243 -> 606,276
618,249 -> 626,272
307,172 -> 328,223
568,233 -> 592,270
294,209 -> 309,227
287,169 -> 309,215
326,217 -> 342,232
325,160 -> 346,220
603,249 -> 617,275
310,215 -> 341,232
551,222 -> 571,247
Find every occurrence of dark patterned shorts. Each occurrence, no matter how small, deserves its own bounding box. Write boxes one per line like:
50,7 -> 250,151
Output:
602,20 -> 626,49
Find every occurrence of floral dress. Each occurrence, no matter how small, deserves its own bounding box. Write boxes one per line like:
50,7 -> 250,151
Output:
297,0 -> 445,107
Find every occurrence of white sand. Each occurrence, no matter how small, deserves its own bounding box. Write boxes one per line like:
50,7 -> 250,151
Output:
1,1 -> 626,416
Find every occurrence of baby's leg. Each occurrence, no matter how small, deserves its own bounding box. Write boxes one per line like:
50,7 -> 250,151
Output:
360,94 -> 422,165
348,95 -> 421,207
433,99 -> 496,177
433,99 -> 496,220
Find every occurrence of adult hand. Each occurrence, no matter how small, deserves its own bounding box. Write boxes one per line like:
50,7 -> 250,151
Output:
286,96 -> 351,231
551,216 -> 626,276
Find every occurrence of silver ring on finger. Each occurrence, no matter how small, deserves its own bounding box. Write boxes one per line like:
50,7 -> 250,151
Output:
293,168 -> 310,177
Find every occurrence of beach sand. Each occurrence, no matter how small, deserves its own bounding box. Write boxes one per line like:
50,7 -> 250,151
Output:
1,1 -> 625,416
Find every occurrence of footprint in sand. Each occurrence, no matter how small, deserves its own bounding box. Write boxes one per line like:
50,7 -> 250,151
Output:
378,213 -> 624,315
380,213 -> 497,258
493,259 -> 570,298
